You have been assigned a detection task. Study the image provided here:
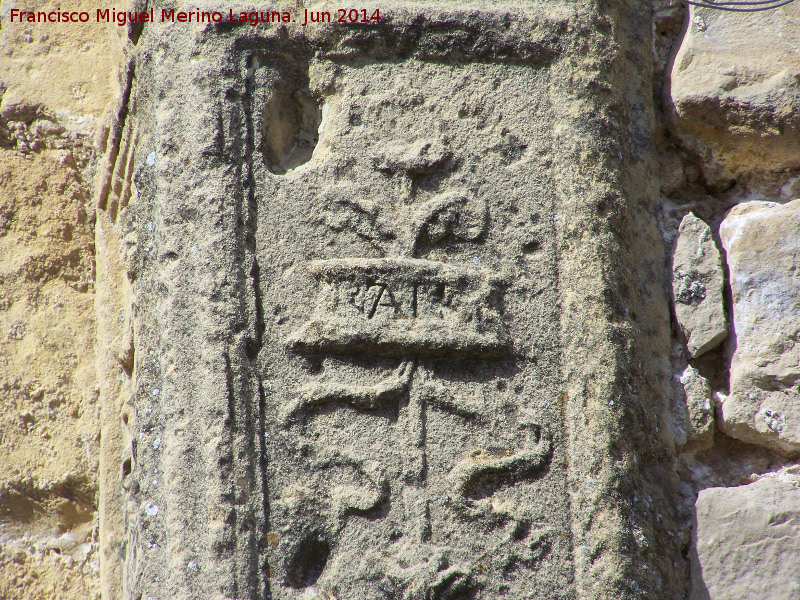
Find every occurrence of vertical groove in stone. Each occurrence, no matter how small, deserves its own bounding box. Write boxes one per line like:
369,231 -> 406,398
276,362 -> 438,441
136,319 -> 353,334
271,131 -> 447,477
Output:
96,53 -> 138,600
122,24 -> 266,600
243,49 -> 271,599
96,60 -> 135,213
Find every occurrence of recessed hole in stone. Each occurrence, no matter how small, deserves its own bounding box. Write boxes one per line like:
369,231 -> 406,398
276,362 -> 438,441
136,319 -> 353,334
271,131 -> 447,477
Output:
286,537 -> 330,589
263,81 -> 323,174
522,240 -> 540,254
122,458 -> 132,479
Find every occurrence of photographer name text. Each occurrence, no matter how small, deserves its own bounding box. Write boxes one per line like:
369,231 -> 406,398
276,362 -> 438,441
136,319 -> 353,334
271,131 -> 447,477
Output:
8,7 -> 382,27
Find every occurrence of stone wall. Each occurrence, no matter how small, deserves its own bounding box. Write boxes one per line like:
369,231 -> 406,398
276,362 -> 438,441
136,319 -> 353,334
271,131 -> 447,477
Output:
0,2 -> 125,597
659,3 -> 800,598
0,1 -> 798,599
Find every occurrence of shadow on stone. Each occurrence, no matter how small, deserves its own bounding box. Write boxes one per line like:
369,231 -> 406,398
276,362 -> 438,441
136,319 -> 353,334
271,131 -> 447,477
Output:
286,535 -> 330,589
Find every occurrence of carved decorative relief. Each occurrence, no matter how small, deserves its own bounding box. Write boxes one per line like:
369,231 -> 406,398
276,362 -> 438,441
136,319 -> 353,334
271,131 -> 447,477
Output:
288,258 -> 509,358
272,192 -> 554,597
247,48 -> 569,600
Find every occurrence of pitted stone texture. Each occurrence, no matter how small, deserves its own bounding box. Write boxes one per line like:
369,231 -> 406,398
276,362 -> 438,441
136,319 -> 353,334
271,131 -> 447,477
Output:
0,150 -> 100,599
124,3 -> 684,598
719,200 -> 800,457
671,213 -> 726,358
675,366 -> 714,452
670,5 -> 800,185
0,4 -> 127,596
0,0 -> 125,149
259,54 -> 570,600
690,477 -> 800,600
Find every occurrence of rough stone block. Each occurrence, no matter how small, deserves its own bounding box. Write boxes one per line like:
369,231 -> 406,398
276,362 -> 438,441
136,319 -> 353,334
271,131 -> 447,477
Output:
691,477 -> 800,600
678,366 -> 714,451
719,200 -> 800,457
671,213 -> 727,358
669,5 -> 800,184
0,149 -> 100,600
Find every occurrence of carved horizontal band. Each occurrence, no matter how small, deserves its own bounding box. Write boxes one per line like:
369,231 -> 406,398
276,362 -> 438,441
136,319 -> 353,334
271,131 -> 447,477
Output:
233,7 -> 568,66
288,258 -> 510,358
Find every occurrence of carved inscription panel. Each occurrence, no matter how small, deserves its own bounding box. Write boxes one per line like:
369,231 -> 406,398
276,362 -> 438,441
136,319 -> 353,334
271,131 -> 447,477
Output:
289,258 -> 509,358
255,57 -> 571,599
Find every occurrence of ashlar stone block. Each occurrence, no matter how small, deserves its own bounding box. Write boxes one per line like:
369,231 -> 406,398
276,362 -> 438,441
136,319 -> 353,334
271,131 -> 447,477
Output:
691,477 -> 800,600
719,200 -> 800,457
113,4 -> 683,599
670,5 -> 800,184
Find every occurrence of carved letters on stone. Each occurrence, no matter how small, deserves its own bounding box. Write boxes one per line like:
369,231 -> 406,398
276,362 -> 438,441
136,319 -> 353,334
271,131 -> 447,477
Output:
288,258 -> 510,358
290,193 -> 508,358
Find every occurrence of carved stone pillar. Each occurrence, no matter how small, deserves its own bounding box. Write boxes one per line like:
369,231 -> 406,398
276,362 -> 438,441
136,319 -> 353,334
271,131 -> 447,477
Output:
101,4 -> 683,599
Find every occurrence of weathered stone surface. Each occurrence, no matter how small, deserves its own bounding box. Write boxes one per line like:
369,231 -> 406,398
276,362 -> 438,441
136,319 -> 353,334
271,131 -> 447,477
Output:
691,477 -> 800,600
669,5 -> 800,185
719,199 -> 800,457
116,3 -> 684,599
671,213 -> 726,357
675,366 -> 714,452
258,54 -> 570,598
0,2 -> 125,597
287,257 -> 510,358
0,150 -> 96,481
0,149 -> 100,600
94,207 -> 135,600
0,0 -> 124,131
